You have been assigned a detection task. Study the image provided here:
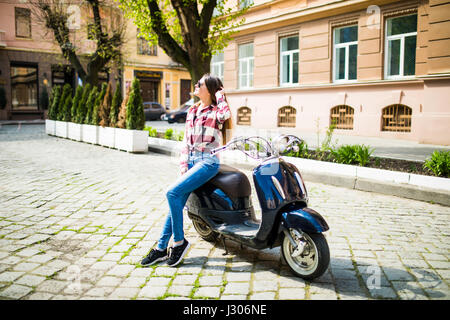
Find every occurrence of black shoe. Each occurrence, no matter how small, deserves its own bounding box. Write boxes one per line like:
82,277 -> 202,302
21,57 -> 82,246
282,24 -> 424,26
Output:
141,248 -> 168,267
167,239 -> 190,267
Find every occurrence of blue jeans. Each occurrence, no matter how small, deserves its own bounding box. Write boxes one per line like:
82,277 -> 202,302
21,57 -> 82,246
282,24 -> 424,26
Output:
157,152 -> 220,250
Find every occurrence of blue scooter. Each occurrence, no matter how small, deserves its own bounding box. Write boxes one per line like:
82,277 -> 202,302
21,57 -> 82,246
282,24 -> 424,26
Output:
186,135 -> 330,280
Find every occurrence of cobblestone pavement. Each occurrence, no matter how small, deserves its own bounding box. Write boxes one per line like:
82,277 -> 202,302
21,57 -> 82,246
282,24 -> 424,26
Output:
0,124 -> 449,300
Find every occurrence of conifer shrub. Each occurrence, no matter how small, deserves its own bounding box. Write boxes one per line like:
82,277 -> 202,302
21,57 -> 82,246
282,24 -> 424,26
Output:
84,86 -> 98,125
110,82 -> 122,127
76,83 -> 91,124
99,82 -> 113,127
48,85 -> 61,120
71,85 -> 83,122
58,84 -> 72,121
126,78 -> 145,130
91,83 -> 107,125
116,85 -> 131,129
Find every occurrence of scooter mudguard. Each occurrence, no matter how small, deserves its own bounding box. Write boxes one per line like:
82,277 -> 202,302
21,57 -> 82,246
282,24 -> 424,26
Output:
281,207 -> 329,233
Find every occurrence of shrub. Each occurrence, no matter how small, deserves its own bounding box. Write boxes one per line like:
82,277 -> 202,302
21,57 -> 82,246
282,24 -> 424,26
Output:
58,84 -> 72,121
164,128 -> 173,140
144,126 -> 158,137
71,85 -> 83,122
76,84 -> 91,124
116,86 -> 131,129
110,82 -> 122,127
61,93 -> 72,122
286,140 -> 309,158
174,130 -> 184,141
57,84 -> 72,121
99,82 -> 113,127
332,144 -> 373,166
92,83 -> 107,125
424,150 -> 450,177
126,78 -> 145,130
48,85 -> 61,120
84,86 -> 98,124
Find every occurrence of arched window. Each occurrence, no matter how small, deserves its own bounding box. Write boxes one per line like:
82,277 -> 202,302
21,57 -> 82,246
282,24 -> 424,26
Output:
330,105 -> 354,130
381,104 -> 412,132
277,106 -> 296,127
237,106 -> 251,126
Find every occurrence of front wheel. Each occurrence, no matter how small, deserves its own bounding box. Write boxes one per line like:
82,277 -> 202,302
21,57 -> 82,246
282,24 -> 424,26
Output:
281,229 -> 330,280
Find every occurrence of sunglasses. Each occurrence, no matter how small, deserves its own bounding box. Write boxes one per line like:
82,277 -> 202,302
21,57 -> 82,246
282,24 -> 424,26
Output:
195,80 -> 205,87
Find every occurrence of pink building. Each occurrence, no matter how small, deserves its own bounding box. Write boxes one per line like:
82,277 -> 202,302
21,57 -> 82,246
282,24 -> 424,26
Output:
218,0 -> 450,145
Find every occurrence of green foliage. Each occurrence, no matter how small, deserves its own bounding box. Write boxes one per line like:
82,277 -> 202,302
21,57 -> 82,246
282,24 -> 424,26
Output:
174,130 -> 184,141
331,144 -> 373,166
126,78 -> 145,130
48,85 -> 61,120
424,150 -> 450,177
110,82 -> 122,127
144,126 -> 158,137
99,82 -> 113,127
61,93 -> 72,122
76,83 -> 92,124
58,84 -> 72,121
84,86 -> 98,124
164,128 -> 173,140
92,83 -> 107,125
71,85 -> 83,122
119,0 -> 249,63
285,140 -> 309,158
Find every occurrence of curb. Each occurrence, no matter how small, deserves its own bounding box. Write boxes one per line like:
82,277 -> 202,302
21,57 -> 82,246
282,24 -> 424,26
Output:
148,137 -> 450,207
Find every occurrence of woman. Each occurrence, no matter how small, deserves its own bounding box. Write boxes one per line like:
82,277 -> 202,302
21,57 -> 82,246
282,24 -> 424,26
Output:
141,74 -> 232,267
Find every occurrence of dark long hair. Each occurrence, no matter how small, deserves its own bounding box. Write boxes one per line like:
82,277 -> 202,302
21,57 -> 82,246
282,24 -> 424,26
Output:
203,74 -> 233,144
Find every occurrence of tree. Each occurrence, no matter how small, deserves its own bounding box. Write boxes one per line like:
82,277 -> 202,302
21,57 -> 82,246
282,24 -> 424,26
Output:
92,82 -> 107,125
84,86 -> 98,124
58,84 -> 72,121
110,82 -> 122,127
62,94 -> 73,122
126,78 -> 145,130
71,85 -> 83,121
116,85 -> 131,129
32,0 -> 125,87
119,0 -> 249,86
99,82 -> 113,127
76,83 -> 92,124
48,85 -> 61,120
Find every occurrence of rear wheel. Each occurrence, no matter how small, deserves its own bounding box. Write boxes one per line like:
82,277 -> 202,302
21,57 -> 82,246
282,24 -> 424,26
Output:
192,219 -> 218,242
281,228 -> 330,280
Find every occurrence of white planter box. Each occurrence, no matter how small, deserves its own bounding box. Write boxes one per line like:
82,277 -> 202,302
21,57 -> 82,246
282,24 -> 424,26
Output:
98,126 -> 115,148
115,128 -> 149,153
45,119 -> 56,135
55,121 -> 68,138
82,124 -> 99,144
68,122 -> 83,141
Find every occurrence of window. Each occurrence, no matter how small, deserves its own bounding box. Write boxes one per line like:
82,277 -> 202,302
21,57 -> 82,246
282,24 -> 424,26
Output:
237,107 -> 251,125
137,29 -> 157,56
238,43 -> 254,89
239,0 -> 254,10
15,7 -> 31,38
333,25 -> 358,82
382,104 -> 412,132
330,105 -> 354,130
211,51 -> 224,82
277,106 -> 296,128
280,35 -> 299,86
385,14 -> 417,79
11,64 -> 38,110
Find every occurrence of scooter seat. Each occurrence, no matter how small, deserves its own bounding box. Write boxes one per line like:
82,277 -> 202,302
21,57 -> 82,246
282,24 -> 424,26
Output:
208,164 -> 252,198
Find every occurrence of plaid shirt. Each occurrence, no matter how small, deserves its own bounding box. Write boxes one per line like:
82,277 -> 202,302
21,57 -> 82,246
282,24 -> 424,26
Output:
179,92 -> 231,171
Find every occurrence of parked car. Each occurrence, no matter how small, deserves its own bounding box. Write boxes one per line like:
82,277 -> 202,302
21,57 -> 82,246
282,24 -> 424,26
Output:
166,98 -> 195,123
144,102 -> 167,121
